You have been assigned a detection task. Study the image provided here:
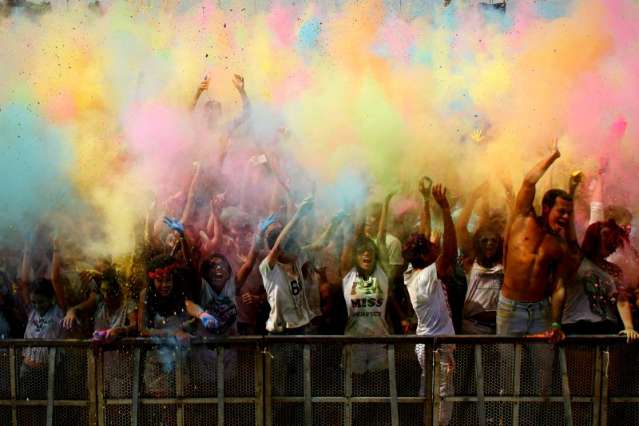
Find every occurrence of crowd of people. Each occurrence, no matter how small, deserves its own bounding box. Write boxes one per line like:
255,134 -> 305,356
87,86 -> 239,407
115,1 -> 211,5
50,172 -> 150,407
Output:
1,76 -> 638,422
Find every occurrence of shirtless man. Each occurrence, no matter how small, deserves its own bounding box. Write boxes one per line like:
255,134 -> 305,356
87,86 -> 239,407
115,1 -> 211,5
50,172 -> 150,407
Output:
499,142 -> 575,343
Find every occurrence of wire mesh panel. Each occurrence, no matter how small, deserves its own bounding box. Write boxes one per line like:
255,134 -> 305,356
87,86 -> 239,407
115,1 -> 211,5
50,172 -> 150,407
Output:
16,345 -> 50,401
352,402 -> 391,426
103,348 -> 134,399
226,346 -> 256,397
311,343 -> 344,397
451,344 -> 476,397
519,343 -> 561,397
520,401 -> 564,425
16,406 -> 47,426
270,344 -> 304,397
564,344 -> 596,397
0,350 -> 10,398
184,404 -> 218,425
272,402 -> 304,425
394,343 -> 424,397
0,407 -> 11,426
608,402 -> 639,425
225,403 -> 256,426
607,343 -> 639,397
572,402 -> 594,426
54,348 -> 88,400
313,403 -> 344,426
398,403 -> 424,426
140,403 -> 177,426
140,347 -> 178,398
105,405 -> 132,426
53,405 -> 89,426
185,346 -> 217,397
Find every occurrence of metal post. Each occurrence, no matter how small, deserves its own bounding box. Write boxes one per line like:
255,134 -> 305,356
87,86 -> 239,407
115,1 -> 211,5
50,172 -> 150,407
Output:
96,351 -> 105,426
131,348 -> 142,426
9,347 -> 17,426
474,345 -> 486,426
513,344 -> 522,426
432,349 -> 441,426
217,346 -> 225,426
87,348 -> 98,426
344,344 -> 352,426
255,343 -> 264,426
46,347 -> 57,426
303,344 -> 312,426
423,345 -> 432,426
176,348 -> 184,426
388,344 -> 399,426
592,346 -> 602,426
600,348 -> 609,426
558,347 -> 574,426
264,344 -> 272,426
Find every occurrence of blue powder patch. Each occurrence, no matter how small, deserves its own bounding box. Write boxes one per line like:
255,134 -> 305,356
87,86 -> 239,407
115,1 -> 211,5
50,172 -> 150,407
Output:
0,102 -> 76,236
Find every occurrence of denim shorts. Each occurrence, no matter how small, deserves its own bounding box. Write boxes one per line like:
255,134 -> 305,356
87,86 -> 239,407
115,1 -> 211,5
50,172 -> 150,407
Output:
496,293 -> 551,336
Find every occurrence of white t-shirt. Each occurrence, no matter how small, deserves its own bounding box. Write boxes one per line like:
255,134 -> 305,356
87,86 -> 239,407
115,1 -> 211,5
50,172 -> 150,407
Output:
404,263 -> 455,336
259,258 -> 315,332
342,266 -> 391,336
463,262 -> 504,319
373,233 -> 404,266
23,305 -> 64,365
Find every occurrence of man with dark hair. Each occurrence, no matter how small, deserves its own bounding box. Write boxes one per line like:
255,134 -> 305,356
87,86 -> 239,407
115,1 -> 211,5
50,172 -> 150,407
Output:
499,142 -> 574,341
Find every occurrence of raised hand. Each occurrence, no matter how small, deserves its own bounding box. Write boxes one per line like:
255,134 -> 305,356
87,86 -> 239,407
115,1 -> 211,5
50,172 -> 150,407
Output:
163,217 -> 185,236
431,184 -> 450,211
297,196 -> 315,216
232,74 -> 245,92
418,176 -> 433,200
258,213 -> 279,235
569,170 -> 584,193
198,77 -> 209,93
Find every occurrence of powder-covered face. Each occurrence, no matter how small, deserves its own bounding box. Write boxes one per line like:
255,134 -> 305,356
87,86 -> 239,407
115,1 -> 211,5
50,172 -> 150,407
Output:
355,242 -> 377,273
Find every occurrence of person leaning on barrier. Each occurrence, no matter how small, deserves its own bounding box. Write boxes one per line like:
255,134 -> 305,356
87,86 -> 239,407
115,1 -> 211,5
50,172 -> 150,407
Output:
402,184 -> 457,426
138,254 -> 193,398
562,220 -> 639,342
339,215 -> 391,374
17,234 -> 66,398
62,266 -> 138,340
259,196 -> 317,335
499,140 -> 575,342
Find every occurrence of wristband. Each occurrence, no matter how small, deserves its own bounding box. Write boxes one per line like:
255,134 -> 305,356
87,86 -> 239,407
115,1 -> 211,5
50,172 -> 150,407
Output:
551,322 -> 562,330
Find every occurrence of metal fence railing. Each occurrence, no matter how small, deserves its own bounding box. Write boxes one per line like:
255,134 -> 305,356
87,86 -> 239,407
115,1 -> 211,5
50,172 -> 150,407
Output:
0,336 -> 637,425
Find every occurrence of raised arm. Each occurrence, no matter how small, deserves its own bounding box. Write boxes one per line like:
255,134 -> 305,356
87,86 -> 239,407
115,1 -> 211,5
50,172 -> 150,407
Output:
303,211 -> 346,252
236,214 -> 275,286
433,185 -> 458,278
515,141 -> 561,215
180,162 -> 201,225
340,214 -> 364,278
376,190 -> 397,275
190,77 -> 209,110
51,237 -> 65,310
566,171 -> 583,247
418,177 -> 433,239
456,181 -> 487,256
19,241 -> 32,307
227,74 -> 251,134
265,196 -> 314,269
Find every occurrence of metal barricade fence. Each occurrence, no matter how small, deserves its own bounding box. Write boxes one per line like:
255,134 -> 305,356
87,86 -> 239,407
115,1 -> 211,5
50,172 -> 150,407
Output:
0,336 -> 637,426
